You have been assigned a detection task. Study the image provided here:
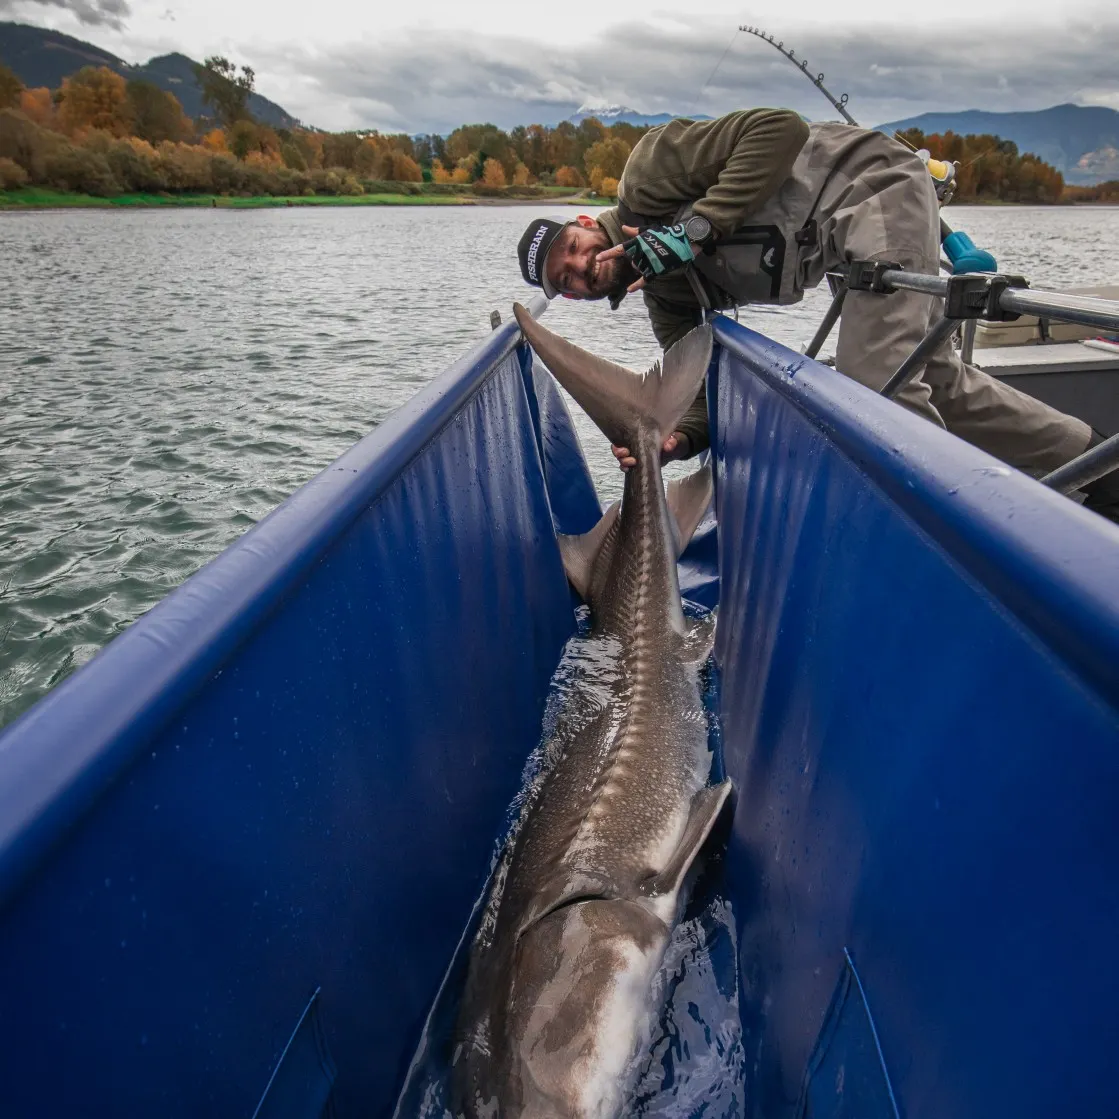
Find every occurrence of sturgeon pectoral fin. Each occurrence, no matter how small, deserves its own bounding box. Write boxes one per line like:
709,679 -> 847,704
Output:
666,464 -> 714,557
556,502 -> 620,601
642,781 -> 733,900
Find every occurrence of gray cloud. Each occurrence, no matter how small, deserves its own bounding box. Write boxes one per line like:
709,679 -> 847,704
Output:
253,19 -> 1119,135
0,0 -> 130,29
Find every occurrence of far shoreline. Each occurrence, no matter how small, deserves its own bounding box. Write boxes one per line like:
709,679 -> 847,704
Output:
0,188 -> 615,212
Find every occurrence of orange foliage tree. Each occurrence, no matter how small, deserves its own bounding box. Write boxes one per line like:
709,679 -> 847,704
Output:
554,165 -> 584,189
584,137 -> 630,193
19,88 -> 56,129
58,67 -> 130,138
481,157 -> 506,186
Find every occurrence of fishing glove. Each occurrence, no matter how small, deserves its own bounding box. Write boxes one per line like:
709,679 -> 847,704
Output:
622,223 -> 695,282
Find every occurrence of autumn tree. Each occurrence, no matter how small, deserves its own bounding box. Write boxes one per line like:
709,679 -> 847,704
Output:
898,128 -> 1064,204
512,161 -> 532,186
481,157 -> 506,186
522,124 -> 549,176
354,135 -> 388,177
387,151 -> 422,182
126,81 -> 190,144
320,131 -> 361,170
19,87 -> 56,129
554,165 -> 584,189
194,56 -> 255,128
584,137 -> 631,191
0,64 -> 22,111
58,67 -> 130,137
445,123 -> 515,178
546,121 -> 579,170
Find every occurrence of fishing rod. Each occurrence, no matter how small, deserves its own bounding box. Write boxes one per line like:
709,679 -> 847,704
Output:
734,24 -> 996,272
738,26 -> 858,127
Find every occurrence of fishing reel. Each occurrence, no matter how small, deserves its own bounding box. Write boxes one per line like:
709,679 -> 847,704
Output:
916,149 -> 958,206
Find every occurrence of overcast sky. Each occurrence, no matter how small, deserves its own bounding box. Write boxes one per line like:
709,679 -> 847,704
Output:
3,0 -> 1117,132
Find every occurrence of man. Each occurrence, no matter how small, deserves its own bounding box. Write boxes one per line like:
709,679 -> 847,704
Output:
517,109 -> 1118,516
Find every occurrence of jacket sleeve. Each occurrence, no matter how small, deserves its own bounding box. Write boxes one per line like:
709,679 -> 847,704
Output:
674,387 -> 710,457
622,109 -> 809,237
642,292 -> 710,456
643,290 -> 701,350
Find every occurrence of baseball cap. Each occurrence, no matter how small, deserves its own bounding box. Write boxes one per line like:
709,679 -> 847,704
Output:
517,216 -> 572,299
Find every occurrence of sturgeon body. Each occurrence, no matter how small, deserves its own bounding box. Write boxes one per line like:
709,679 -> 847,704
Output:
453,306 -> 731,1119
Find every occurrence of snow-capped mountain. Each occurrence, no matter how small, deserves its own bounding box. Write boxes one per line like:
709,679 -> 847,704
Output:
570,104 -> 712,127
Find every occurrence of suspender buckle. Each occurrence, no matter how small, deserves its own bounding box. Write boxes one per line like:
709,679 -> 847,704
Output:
794,219 -> 819,247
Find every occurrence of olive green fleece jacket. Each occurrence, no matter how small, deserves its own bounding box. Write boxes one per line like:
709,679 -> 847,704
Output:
598,108 -> 809,454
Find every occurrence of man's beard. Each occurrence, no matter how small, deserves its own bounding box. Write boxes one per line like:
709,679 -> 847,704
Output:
605,258 -> 641,309
582,255 -> 639,306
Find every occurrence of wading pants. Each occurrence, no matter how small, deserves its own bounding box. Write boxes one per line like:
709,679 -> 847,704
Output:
831,174 -> 1091,475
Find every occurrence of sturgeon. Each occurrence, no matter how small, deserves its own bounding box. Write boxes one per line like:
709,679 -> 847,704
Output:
453,305 -> 732,1118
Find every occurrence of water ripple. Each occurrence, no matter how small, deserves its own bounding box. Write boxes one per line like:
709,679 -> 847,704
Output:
1,204 -> 1117,726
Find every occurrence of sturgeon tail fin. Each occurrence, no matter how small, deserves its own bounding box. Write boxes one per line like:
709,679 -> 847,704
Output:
513,303 -> 712,447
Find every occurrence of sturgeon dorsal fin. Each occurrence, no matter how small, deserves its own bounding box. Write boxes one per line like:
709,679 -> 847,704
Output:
556,502 -> 620,601
666,463 -> 713,557
641,781 -> 733,900
514,303 -> 712,446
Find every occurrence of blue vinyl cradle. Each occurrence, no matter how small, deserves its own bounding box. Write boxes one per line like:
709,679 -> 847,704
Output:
0,308 -> 1115,1118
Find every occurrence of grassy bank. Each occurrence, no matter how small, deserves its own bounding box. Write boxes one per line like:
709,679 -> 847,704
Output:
0,186 -> 609,211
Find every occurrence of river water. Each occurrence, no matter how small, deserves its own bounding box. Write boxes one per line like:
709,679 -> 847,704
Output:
1,204 -> 1118,727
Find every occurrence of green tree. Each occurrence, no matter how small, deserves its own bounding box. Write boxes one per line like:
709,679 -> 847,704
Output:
126,80 -> 190,144
194,56 -> 255,128
0,63 -> 23,111
280,140 -> 307,170
228,119 -> 259,160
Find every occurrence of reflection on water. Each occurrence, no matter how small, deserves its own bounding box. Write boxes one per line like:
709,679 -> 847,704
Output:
395,606 -> 743,1118
1,204 -> 1117,724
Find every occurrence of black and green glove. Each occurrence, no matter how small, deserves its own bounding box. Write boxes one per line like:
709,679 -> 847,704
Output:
622,223 -> 695,282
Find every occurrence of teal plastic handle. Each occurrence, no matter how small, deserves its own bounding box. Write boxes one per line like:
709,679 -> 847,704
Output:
942,230 -> 998,273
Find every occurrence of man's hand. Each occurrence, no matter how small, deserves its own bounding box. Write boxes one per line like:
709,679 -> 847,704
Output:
611,432 -> 691,472
597,225 -> 702,294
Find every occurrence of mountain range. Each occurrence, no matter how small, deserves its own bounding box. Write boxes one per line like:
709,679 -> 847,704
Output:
3,21 -> 1118,183
876,104 -> 1119,185
0,21 -> 298,129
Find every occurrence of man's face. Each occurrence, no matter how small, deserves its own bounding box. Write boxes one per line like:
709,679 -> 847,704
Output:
545,222 -> 631,300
